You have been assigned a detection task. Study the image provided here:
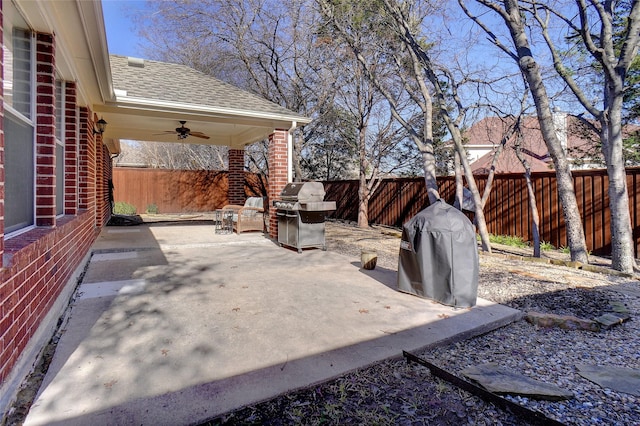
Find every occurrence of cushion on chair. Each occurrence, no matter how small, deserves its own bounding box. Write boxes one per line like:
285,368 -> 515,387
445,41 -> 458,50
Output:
241,197 -> 264,217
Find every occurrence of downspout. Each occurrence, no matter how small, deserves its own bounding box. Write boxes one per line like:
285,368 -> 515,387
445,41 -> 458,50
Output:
288,121 -> 297,183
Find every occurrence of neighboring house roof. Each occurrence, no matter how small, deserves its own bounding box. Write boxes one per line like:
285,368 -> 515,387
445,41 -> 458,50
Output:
465,114 -> 601,174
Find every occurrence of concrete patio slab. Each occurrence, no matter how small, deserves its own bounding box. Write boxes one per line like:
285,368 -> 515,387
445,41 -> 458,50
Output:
24,223 -> 521,426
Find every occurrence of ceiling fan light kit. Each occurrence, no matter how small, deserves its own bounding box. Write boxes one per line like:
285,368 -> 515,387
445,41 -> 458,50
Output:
157,120 -> 211,140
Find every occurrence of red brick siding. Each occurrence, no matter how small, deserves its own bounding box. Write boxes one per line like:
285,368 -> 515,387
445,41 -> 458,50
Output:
78,108 -> 96,212
64,83 -> 78,215
35,33 -> 56,227
228,148 -> 245,205
0,211 -> 97,387
96,142 -> 111,227
0,22 -> 107,405
95,122 -> 104,226
268,130 -> 289,239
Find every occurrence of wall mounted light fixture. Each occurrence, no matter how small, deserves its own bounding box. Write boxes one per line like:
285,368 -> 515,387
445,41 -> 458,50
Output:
93,118 -> 108,135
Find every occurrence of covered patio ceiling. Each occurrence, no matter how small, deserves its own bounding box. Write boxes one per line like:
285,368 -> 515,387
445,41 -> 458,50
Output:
96,103 -> 304,153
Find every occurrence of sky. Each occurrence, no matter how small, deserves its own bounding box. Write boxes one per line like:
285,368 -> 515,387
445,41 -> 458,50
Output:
101,0 -> 148,57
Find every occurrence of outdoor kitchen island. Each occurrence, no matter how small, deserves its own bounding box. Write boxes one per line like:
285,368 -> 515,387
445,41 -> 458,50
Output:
273,182 -> 336,253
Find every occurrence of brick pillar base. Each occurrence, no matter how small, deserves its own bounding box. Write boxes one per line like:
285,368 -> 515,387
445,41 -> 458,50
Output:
268,130 -> 289,239
228,148 -> 245,205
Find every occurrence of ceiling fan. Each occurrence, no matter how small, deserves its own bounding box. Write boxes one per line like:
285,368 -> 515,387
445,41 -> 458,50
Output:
158,121 -> 210,140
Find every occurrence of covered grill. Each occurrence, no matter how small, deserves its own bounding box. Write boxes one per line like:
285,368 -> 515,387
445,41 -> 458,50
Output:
273,182 -> 336,253
397,199 -> 479,308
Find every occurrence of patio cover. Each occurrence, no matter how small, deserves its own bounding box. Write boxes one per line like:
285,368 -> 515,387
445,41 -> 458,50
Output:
97,55 -> 311,155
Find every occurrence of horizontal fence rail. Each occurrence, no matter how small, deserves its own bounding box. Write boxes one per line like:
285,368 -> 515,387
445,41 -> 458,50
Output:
113,167 -> 640,258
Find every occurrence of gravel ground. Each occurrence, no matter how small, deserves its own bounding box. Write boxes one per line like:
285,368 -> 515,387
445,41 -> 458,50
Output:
208,220 -> 640,426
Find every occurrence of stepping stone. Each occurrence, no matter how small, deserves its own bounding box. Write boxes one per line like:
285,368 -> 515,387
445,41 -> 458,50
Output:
576,364 -> 640,396
593,312 -> 630,329
461,363 -> 574,401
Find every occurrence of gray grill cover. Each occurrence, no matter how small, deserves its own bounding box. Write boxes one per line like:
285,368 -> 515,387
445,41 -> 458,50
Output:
397,200 -> 479,308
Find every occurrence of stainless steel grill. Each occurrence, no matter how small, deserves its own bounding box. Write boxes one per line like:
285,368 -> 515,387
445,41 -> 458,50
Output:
274,182 -> 336,253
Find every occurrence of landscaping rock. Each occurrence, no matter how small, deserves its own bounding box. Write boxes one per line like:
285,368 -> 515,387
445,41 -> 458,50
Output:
593,312 -> 630,329
576,364 -> 640,396
525,311 -> 600,331
461,363 -> 574,401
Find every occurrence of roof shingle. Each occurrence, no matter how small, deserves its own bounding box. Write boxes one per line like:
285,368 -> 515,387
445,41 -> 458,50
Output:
109,55 -> 304,119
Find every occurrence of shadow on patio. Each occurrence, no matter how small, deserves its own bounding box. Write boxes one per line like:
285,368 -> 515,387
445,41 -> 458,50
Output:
23,222 -> 520,426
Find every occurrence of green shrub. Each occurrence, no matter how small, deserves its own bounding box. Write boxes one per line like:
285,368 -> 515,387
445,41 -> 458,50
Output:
146,203 -> 159,214
541,241 -> 555,251
488,234 -> 528,248
114,201 -> 137,215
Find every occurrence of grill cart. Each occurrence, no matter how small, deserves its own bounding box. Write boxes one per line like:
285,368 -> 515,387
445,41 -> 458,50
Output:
273,182 -> 336,253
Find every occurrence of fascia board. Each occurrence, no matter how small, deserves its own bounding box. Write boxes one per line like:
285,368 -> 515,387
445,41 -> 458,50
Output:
102,95 -> 311,126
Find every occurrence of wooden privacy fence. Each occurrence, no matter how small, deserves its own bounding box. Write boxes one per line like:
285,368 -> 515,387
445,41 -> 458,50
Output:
113,166 -> 640,257
112,168 -> 266,214
324,168 -> 640,258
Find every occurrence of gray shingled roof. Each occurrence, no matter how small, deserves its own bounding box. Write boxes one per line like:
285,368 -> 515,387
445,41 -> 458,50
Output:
109,55 -> 305,119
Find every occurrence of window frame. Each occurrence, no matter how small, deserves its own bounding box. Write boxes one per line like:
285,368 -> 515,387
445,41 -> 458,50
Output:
55,79 -> 65,217
4,24 -> 37,238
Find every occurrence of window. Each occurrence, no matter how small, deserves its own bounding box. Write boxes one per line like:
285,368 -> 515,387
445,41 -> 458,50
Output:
5,110 -> 35,233
4,28 -> 32,118
3,23 -> 35,235
55,80 -> 65,216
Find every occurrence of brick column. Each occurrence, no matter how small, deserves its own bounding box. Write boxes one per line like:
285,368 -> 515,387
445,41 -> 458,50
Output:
64,82 -> 78,215
0,1 -> 5,258
35,33 -> 56,227
96,142 -> 111,226
228,148 -> 245,205
78,107 -> 96,213
268,129 -> 289,239
94,114 -> 104,226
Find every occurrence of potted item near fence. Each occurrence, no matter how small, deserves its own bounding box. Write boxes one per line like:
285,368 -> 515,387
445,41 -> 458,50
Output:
361,249 -> 377,270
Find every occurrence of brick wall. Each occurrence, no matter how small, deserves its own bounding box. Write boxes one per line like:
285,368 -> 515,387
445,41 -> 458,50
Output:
78,108 -> 96,212
0,25 -> 106,413
268,129 -> 289,239
64,83 -> 78,215
0,211 -> 96,389
35,33 -> 56,227
95,124 -> 106,226
96,141 -> 112,227
228,148 -> 245,205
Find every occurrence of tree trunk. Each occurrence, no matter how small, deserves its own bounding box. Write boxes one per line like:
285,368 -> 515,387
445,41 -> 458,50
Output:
449,126 -> 492,252
358,187 -> 369,228
421,149 -> 440,205
357,117 -> 370,228
454,150 -> 464,209
515,132 -> 541,258
292,130 -> 304,182
502,0 -> 589,263
526,64 -> 588,263
603,87 -> 636,272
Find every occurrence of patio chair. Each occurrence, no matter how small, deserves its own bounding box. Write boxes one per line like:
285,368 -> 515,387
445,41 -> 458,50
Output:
222,197 -> 266,233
